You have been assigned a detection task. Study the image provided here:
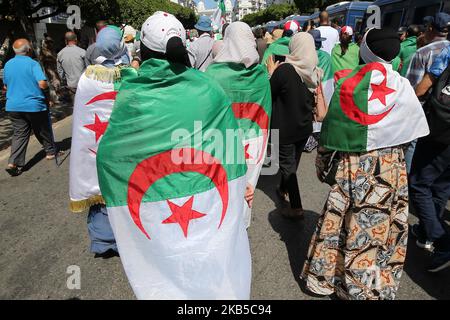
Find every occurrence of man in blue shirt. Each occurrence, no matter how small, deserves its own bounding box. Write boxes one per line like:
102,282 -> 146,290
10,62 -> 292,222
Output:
3,38 -> 57,176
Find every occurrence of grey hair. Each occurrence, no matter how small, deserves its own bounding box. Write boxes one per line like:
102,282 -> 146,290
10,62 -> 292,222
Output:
13,43 -> 30,55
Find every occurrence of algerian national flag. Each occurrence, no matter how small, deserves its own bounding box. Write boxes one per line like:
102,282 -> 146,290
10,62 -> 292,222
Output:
69,65 -> 136,212
212,0 -> 226,31
317,49 -> 334,106
320,62 -> 429,152
206,62 -> 271,228
97,59 -> 251,299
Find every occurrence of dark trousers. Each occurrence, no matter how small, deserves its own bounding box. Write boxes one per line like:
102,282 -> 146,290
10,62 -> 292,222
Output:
409,137 -> 450,251
278,138 -> 308,209
8,111 -> 56,167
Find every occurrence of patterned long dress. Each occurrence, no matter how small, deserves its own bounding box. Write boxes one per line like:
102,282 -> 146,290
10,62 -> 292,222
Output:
301,146 -> 409,300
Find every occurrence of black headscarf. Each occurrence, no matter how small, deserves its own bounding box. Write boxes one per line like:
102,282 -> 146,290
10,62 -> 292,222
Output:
360,28 -> 400,64
140,37 -> 191,67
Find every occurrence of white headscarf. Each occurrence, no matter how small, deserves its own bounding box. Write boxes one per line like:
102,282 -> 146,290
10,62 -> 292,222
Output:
213,22 -> 259,68
284,32 -> 322,92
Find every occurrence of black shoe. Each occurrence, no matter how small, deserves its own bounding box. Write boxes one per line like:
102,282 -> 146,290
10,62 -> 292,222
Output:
5,166 -> 22,177
94,248 -> 119,259
411,224 -> 434,251
428,250 -> 450,272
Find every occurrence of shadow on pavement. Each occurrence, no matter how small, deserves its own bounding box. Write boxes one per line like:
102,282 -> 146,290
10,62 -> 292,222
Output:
22,137 -> 72,172
404,222 -> 450,300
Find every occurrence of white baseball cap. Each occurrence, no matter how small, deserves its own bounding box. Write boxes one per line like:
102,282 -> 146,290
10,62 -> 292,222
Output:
140,11 -> 186,54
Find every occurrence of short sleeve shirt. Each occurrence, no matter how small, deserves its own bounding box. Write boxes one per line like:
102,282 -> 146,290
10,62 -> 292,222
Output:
429,45 -> 450,78
3,55 -> 47,112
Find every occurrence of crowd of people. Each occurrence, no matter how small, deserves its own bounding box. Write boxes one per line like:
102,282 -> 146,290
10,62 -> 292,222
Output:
1,7 -> 450,300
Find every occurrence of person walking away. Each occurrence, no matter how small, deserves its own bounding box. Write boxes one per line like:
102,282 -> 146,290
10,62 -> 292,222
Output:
409,45 -> 450,270
188,16 -> 214,71
316,11 -> 340,55
301,28 -> 429,300
57,31 -> 87,100
266,32 -> 321,219
96,11 -> 252,299
254,27 -> 267,63
84,20 -> 107,65
69,25 -> 134,257
3,39 -> 58,176
404,13 -> 450,173
206,21 -> 271,228
331,26 -> 360,81
398,25 -> 420,76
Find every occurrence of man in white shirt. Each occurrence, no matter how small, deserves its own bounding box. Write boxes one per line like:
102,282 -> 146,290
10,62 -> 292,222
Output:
316,11 -> 340,55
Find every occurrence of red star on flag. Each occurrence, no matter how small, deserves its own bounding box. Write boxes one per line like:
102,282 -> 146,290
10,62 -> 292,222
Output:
369,78 -> 396,106
244,143 -> 252,160
162,196 -> 206,238
84,114 -> 109,142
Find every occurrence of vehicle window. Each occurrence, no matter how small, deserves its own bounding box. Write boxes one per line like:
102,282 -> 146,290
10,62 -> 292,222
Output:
383,10 -> 403,29
354,18 -> 363,33
412,4 -> 441,24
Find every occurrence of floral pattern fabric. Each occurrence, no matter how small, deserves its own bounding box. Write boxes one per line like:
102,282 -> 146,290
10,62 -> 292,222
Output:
301,147 -> 409,300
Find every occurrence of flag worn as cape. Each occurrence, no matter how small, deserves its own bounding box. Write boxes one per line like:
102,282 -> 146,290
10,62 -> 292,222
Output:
69,65 -> 137,212
206,62 -> 271,228
261,37 -> 290,66
96,58 -> 251,299
320,62 -> 429,152
317,49 -> 334,106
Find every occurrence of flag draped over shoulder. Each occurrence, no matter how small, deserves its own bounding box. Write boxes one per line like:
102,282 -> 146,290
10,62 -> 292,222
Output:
69,65 -> 136,212
206,62 -> 271,227
96,58 -> 251,299
320,62 -> 429,152
317,49 -> 334,106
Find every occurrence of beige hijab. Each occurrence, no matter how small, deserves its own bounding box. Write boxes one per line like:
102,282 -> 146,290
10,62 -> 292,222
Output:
284,32 -> 322,92
213,22 -> 259,68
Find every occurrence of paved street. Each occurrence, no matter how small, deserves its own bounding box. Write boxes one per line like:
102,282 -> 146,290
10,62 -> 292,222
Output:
0,116 -> 449,300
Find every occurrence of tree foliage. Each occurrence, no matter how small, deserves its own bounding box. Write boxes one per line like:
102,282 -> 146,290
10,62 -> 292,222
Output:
241,4 -> 298,27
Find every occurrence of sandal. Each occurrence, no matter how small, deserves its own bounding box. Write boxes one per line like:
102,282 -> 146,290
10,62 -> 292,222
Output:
46,151 -> 65,160
5,165 -> 23,177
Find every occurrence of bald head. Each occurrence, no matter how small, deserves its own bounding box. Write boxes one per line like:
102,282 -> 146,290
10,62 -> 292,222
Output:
65,31 -> 77,44
319,11 -> 329,25
13,38 -> 31,56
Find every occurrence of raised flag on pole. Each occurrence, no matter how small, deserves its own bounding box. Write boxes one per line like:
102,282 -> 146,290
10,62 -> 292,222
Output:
212,0 -> 226,30
96,59 -> 251,299
320,62 -> 429,152
69,65 -> 136,212
206,62 -> 271,227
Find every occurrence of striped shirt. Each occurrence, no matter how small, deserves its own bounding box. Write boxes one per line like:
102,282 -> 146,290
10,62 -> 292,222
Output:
406,38 -> 450,88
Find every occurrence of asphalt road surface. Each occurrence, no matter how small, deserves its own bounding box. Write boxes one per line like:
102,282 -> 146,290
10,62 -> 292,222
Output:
0,116 -> 449,300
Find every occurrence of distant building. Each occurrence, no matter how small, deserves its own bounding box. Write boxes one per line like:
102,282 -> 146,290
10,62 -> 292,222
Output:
233,0 -> 267,21
171,0 -> 197,10
266,0 -> 294,5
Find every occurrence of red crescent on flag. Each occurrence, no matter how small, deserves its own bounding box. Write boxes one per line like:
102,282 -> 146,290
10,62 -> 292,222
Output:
232,103 -> 269,163
85,91 -> 118,105
127,148 -> 229,239
340,63 -> 394,126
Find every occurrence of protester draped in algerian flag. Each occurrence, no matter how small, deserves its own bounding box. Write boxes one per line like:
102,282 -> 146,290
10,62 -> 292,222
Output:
301,28 -> 429,300
261,29 -> 289,66
331,26 -> 360,82
69,25 -> 135,255
96,12 -> 251,299
206,21 -> 272,228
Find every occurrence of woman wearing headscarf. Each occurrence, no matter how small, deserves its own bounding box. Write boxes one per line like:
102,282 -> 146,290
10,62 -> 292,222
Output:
206,21 -> 271,228
69,25 -> 135,256
95,12 -> 253,299
266,32 -> 321,218
301,28 -> 430,300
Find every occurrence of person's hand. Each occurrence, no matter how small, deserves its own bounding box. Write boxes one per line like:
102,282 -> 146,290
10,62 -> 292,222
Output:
265,55 -> 280,76
245,183 -> 255,208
